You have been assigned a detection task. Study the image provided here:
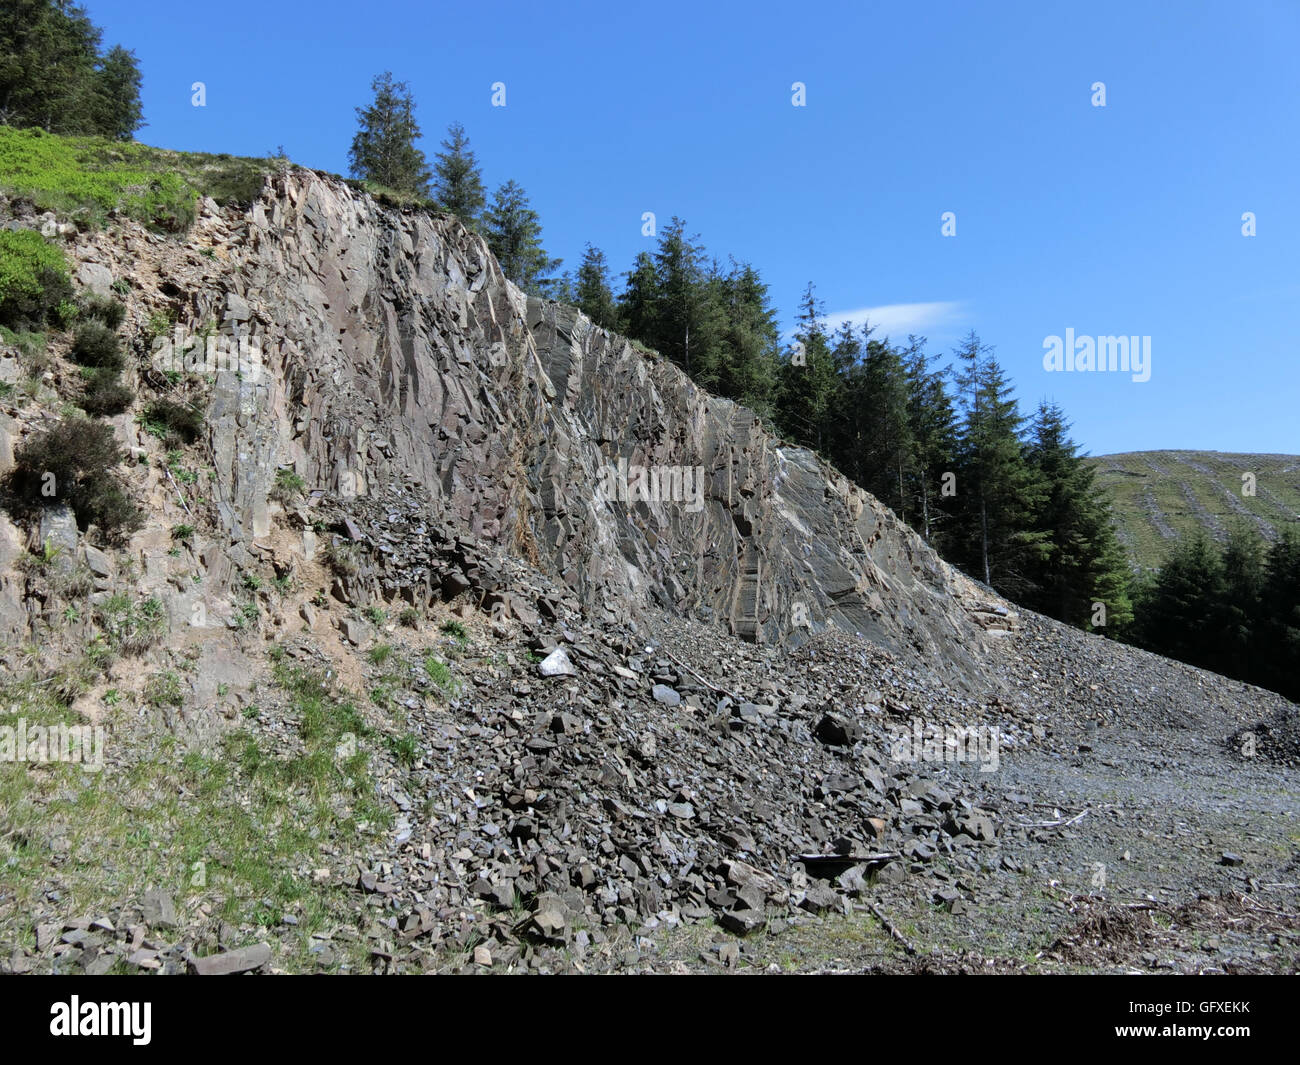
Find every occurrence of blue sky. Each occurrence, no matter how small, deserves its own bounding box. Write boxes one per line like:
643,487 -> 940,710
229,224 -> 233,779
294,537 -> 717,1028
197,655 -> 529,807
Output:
89,0 -> 1298,456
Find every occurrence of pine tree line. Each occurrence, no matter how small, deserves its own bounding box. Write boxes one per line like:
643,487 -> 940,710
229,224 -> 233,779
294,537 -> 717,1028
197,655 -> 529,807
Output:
348,75 -> 561,296
1125,527 -> 1300,701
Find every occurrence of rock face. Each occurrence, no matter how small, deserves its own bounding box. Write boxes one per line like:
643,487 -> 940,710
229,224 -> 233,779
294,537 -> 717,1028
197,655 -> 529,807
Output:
26,170 -> 1001,682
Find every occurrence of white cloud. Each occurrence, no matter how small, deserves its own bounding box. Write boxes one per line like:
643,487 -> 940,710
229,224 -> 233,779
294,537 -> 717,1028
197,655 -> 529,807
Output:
818,300 -> 966,339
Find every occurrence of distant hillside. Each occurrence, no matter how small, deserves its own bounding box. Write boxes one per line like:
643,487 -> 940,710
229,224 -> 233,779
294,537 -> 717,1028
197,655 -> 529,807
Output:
1089,451 -> 1300,570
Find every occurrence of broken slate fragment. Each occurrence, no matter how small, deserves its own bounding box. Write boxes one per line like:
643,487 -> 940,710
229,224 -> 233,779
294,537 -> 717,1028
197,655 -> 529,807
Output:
141,889 -> 178,929
190,943 -> 272,975
651,684 -> 681,706
813,712 -> 862,747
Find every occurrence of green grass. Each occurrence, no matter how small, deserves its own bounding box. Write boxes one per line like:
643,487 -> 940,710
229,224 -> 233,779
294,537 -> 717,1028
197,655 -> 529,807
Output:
0,656 -> 392,972
0,128 -> 289,234
1090,450 -> 1300,570
95,593 -> 166,656
423,654 -> 462,698
143,670 -> 184,709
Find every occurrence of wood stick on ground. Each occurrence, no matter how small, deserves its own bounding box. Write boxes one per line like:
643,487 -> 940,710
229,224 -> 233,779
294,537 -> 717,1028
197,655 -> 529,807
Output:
658,645 -> 741,702
1016,809 -> 1088,829
868,902 -> 916,955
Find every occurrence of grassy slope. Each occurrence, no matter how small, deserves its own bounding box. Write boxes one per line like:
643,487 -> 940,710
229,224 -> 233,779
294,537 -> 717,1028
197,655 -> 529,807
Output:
1089,450 -> 1300,570
0,126 -> 441,231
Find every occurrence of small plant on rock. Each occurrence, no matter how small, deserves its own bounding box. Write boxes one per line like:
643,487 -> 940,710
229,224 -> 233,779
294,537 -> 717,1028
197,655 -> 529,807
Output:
270,467 -> 306,505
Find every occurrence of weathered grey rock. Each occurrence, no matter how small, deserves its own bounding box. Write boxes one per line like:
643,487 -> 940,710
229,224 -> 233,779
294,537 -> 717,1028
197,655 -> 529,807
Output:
813,712 -> 862,748
190,943 -> 271,975
799,882 -> 842,915
718,908 -> 765,935
338,616 -> 371,646
82,544 -> 113,578
76,262 -> 113,295
651,684 -> 681,706
140,889 -> 178,929
224,292 -> 251,322
36,505 -> 78,560
134,169 -> 999,691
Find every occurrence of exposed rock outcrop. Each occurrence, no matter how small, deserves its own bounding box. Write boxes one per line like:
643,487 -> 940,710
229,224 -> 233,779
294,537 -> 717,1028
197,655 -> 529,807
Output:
15,169 -> 1000,684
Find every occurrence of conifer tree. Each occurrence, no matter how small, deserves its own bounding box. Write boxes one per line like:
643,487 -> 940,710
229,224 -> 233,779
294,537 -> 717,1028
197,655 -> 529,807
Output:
1130,532 -> 1225,667
1213,523 -> 1266,677
1023,401 -> 1131,630
619,252 -> 660,347
715,261 -> 781,415
649,217 -> 705,372
902,339 -> 957,547
432,121 -> 486,224
0,1 -> 142,138
776,284 -> 839,453
482,180 -> 561,294
951,332 -> 1041,593
1260,527 -> 1300,699
92,44 -> 143,140
575,244 -> 618,329
348,72 -> 431,196
853,331 -> 914,520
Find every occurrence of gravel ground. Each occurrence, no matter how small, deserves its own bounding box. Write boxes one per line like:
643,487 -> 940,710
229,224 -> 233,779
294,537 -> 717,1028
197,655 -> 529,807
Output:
3,582 -> 1295,975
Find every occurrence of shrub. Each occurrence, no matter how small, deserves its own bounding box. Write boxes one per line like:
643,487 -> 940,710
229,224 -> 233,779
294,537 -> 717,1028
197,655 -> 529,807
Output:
70,320 -> 125,369
0,230 -> 73,330
5,415 -> 141,540
79,293 -> 126,329
197,161 -> 269,206
145,309 -> 173,339
78,367 -> 133,415
398,606 -> 420,628
142,399 -> 203,445
270,467 -> 306,505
